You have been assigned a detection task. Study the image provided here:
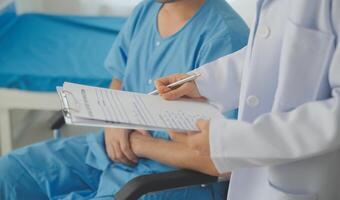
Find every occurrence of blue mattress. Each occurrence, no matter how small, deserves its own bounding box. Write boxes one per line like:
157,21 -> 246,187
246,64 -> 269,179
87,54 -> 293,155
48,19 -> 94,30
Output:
0,10 -> 126,92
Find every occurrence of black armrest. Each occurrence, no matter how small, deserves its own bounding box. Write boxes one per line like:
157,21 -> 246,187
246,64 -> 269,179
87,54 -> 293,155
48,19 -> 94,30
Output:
50,112 -> 65,130
115,169 -> 228,200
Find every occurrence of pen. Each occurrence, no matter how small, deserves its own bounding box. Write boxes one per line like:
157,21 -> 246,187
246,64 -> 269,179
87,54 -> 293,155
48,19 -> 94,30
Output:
148,73 -> 201,95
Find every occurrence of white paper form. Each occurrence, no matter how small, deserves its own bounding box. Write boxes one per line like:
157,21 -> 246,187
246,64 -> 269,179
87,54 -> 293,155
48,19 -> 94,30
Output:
61,82 -> 224,131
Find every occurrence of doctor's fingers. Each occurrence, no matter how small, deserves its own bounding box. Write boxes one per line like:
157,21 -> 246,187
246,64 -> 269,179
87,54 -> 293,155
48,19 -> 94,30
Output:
155,74 -> 190,94
196,119 -> 210,132
161,83 -> 194,100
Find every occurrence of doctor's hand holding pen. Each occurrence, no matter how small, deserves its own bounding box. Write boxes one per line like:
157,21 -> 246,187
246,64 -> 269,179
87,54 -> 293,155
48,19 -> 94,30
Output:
154,73 -> 204,100
155,73 -> 213,159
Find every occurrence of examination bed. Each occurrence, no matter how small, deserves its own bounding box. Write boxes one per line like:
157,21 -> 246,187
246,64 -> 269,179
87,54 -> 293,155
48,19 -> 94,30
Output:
0,2 -> 126,154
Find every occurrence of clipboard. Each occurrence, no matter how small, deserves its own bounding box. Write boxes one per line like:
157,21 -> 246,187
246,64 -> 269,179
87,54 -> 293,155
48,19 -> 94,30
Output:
56,82 -> 224,132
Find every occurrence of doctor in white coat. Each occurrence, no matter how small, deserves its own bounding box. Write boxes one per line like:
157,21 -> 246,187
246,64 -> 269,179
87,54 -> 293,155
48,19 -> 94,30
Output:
155,0 -> 340,199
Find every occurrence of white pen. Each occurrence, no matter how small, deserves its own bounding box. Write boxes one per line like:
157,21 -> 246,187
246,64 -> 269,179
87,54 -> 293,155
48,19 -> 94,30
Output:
148,73 -> 201,95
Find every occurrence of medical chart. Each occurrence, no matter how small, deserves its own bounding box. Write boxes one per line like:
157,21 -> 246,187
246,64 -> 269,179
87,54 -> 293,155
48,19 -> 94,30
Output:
57,82 -> 224,132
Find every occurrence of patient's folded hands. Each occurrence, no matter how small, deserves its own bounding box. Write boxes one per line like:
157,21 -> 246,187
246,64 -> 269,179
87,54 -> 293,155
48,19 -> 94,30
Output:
104,128 -> 152,165
104,128 -> 144,165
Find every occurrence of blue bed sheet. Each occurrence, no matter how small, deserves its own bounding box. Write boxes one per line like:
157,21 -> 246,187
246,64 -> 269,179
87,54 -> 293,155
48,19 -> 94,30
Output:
0,13 -> 126,92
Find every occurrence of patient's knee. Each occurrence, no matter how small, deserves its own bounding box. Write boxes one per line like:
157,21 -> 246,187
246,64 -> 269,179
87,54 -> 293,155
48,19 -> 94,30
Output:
0,155 -> 18,183
0,154 -> 47,200
0,155 -> 20,198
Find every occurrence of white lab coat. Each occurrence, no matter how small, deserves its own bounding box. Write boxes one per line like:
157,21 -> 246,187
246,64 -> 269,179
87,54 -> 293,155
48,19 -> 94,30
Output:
194,0 -> 340,199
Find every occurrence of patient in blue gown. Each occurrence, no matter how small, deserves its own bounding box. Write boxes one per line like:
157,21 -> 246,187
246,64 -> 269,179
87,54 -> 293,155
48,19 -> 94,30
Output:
0,0 -> 249,199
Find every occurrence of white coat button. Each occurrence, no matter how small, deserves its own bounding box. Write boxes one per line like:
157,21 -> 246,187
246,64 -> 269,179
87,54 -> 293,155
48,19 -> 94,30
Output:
156,41 -> 161,46
257,25 -> 271,38
148,79 -> 153,84
247,95 -> 260,107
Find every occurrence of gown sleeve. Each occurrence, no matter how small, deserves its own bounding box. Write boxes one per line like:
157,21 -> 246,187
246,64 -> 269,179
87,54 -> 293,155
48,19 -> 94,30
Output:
104,3 -> 143,81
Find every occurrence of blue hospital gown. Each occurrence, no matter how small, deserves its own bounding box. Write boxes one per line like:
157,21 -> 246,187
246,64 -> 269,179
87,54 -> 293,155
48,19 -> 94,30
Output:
0,0 -> 249,199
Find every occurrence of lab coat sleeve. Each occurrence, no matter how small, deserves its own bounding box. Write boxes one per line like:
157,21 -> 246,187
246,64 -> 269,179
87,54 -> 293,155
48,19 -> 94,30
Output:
209,2 -> 340,173
194,47 -> 247,112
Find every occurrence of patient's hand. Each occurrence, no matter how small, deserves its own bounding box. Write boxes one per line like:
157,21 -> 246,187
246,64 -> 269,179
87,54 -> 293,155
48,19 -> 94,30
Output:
104,128 -> 149,165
